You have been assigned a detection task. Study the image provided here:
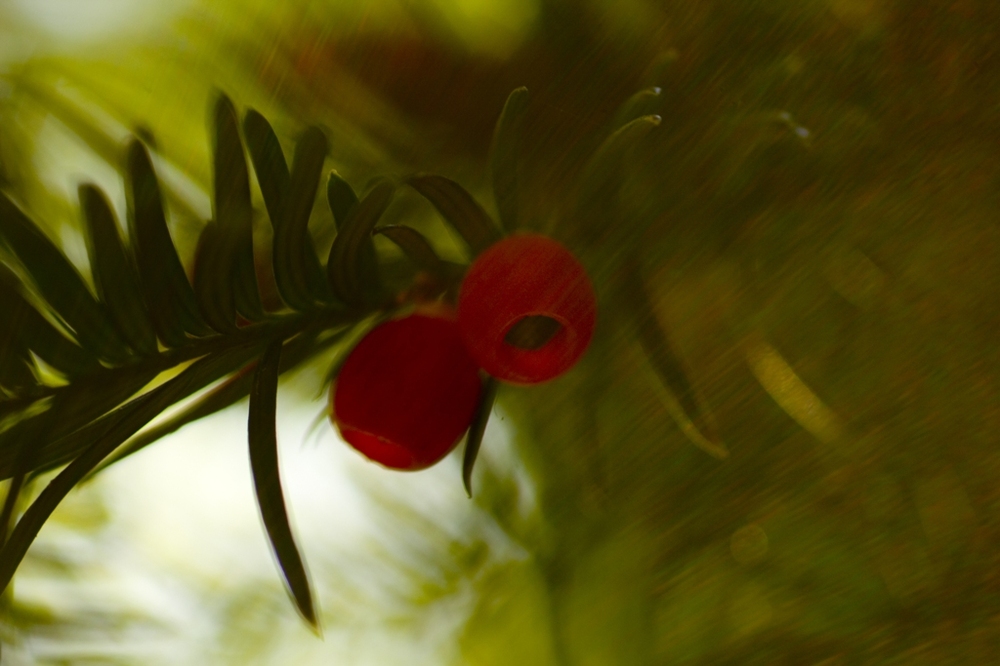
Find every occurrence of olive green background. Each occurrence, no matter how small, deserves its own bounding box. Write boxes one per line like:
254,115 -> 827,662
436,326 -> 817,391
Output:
2,0 -> 999,662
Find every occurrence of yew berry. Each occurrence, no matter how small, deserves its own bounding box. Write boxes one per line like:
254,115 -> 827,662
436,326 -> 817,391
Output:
330,313 -> 482,470
457,234 -> 596,385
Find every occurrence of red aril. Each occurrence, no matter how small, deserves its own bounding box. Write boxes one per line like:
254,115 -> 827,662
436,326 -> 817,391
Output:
331,312 -> 482,470
457,234 -> 596,385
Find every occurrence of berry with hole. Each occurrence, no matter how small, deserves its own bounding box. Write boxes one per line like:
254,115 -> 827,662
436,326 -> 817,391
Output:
458,234 -> 596,384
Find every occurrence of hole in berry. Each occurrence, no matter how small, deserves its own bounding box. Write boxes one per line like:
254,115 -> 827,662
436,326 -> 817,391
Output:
504,315 -> 563,350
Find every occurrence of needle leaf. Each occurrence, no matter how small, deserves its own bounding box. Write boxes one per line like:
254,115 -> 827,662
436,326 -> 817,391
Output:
79,184 -> 158,356
0,342 -> 263,593
327,179 -> 395,304
0,193 -> 129,363
126,140 -> 213,345
463,377 -> 498,498
407,175 -> 502,256
248,340 -> 318,627
212,94 -> 262,324
490,87 -> 529,233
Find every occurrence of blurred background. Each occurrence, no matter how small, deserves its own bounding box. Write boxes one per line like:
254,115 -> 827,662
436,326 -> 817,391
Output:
2,0 -> 1000,663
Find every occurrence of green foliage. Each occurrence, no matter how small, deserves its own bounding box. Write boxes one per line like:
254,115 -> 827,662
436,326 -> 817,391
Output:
0,340 -> 267,594
462,377 -> 498,497
199,95 -> 260,329
0,68 -> 742,653
0,95 -> 410,626
80,184 -> 159,356
0,80 -> 552,637
327,179 -> 396,304
278,126 -> 334,308
407,175 -> 503,256
249,340 -> 317,627
490,86 -> 529,233
0,193 -> 129,364
374,225 -> 453,281
0,264 -> 101,379
6,0 -> 1000,661
126,139 -> 214,344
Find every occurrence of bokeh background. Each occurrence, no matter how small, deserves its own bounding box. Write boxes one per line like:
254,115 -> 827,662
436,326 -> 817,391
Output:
2,0 -> 1000,663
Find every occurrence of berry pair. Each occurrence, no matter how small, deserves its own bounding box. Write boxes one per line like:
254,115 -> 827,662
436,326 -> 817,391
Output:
330,234 -> 596,470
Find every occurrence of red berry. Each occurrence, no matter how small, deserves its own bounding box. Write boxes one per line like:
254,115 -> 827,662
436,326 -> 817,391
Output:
457,234 -> 596,385
330,313 -> 482,470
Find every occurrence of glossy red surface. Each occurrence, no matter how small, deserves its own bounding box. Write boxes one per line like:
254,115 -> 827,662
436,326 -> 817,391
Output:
331,313 -> 482,470
458,234 -> 596,384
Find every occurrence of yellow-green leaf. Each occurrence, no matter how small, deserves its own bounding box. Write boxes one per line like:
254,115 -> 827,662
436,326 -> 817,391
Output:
490,87 -> 529,233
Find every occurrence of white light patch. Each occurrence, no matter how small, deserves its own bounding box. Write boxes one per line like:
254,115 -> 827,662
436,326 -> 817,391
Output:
99,389 -> 370,583
11,0 -> 188,43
